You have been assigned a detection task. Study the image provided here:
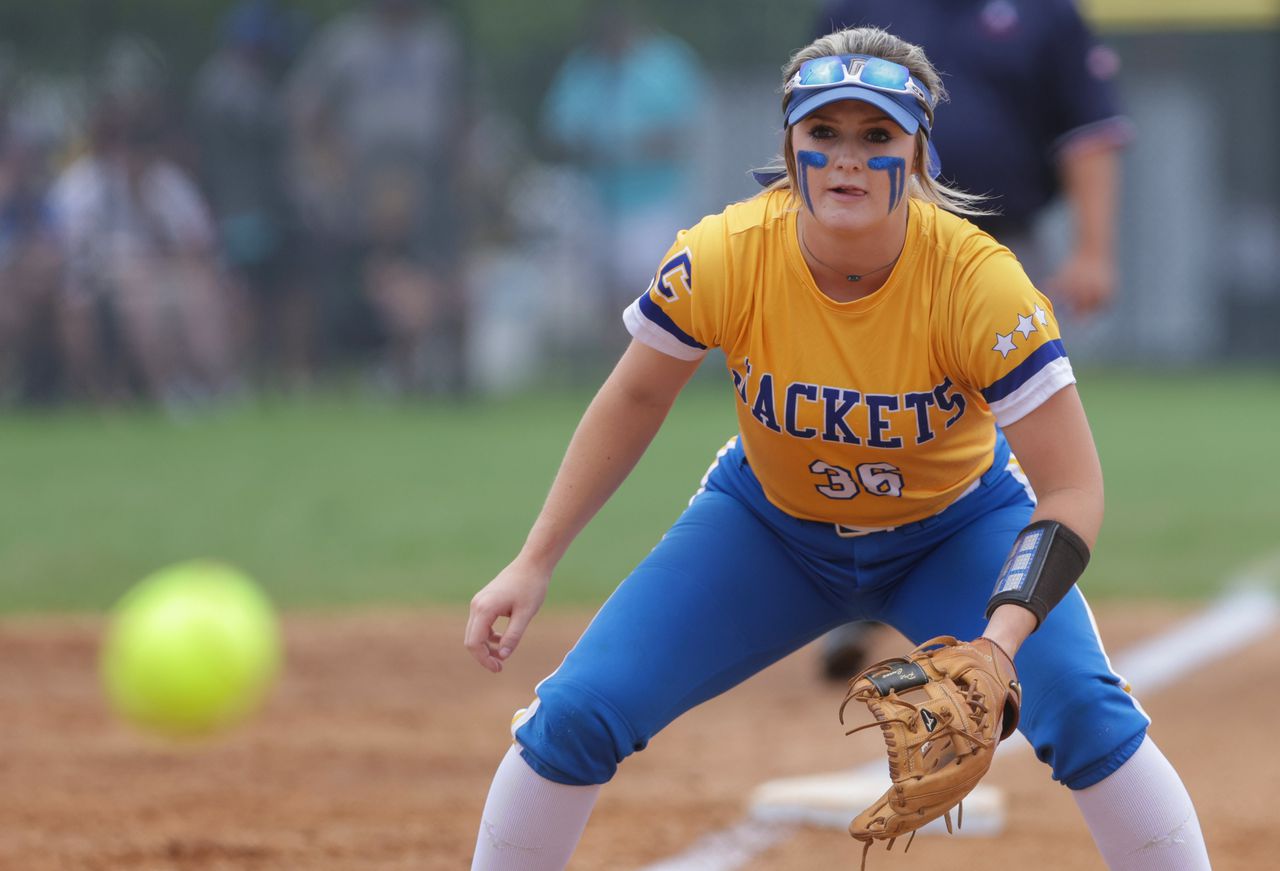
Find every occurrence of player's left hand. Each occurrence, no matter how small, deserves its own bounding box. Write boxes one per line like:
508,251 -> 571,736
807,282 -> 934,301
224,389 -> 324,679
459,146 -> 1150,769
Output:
1045,250 -> 1116,318
840,635 -> 1021,869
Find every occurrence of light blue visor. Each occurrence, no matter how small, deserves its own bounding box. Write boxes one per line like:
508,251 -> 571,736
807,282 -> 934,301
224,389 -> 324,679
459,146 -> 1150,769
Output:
782,54 -> 941,178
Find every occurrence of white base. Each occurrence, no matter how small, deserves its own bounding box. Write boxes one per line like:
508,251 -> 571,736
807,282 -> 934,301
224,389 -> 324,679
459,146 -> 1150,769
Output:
748,770 -> 1005,836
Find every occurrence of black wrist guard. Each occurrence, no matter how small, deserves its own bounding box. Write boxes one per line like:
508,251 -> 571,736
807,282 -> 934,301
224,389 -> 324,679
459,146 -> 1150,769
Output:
985,520 -> 1091,629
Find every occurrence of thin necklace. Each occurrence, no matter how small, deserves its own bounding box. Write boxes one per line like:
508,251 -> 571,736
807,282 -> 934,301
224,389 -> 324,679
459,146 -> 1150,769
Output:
799,226 -> 902,282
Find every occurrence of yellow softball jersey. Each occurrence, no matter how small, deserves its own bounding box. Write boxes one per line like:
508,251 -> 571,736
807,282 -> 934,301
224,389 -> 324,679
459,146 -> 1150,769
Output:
623,189 -> 1075,528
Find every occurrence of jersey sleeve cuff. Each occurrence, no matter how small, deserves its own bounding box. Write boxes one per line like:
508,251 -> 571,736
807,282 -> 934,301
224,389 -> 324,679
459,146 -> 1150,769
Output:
988,356 -> 1076,426
623,298 -> 708,362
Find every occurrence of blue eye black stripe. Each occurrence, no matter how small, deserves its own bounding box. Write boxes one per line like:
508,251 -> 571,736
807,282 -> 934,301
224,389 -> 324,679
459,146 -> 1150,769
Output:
868,156 -> 905,213
797,150 -> 828,213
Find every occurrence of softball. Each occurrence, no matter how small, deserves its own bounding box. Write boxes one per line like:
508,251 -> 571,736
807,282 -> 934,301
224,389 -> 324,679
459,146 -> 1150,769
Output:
100,560 -> 281,738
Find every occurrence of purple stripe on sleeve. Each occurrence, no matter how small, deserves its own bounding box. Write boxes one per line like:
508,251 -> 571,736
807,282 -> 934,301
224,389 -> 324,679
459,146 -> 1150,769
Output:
638,293 -> 707,351
982,340 -> 1067,403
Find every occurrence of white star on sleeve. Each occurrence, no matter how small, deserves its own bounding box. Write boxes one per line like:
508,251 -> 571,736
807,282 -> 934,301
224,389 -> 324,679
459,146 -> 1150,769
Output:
1015,313 -> 1037,338
1033,305 -> 1048,326
992,332 -> 1017,358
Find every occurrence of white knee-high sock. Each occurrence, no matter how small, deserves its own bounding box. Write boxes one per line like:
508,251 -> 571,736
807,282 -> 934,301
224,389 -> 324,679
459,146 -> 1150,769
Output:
471,744 -> 601,871
1072,736 -> 1211,870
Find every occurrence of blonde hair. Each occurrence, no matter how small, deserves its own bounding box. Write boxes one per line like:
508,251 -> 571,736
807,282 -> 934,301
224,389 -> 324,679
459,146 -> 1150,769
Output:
761,27 -> 991,218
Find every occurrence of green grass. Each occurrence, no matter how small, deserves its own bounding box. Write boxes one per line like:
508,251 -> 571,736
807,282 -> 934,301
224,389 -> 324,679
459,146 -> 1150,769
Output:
1077,369 -> 1280,598
1,368 -> 1276,614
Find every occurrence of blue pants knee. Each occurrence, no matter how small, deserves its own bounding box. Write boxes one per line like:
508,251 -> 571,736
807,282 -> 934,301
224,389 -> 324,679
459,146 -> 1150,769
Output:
1021,669 -> 1148,789
514,680 -> 644,786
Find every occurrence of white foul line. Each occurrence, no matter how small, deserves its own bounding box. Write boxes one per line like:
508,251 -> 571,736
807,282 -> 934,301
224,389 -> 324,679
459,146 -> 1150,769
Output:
633,576 -> 1280,871
632,821 -> 796,871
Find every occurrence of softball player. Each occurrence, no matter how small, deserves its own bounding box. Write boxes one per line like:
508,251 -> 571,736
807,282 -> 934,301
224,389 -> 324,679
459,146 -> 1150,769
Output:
466,27 -> 1211,871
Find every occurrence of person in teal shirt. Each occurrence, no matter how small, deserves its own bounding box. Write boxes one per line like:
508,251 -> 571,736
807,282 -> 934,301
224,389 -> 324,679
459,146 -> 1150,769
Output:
541,4 -> 706,319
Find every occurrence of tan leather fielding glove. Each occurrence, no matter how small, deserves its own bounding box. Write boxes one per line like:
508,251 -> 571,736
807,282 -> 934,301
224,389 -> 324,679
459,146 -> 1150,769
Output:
839,635 -> 1021,869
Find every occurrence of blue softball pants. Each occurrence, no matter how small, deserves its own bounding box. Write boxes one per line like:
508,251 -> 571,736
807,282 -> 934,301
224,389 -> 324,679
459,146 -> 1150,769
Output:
513,434 -> 1148,791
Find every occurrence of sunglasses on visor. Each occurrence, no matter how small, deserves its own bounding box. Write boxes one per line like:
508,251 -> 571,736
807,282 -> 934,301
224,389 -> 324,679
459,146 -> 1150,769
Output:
785,55 -> 934,112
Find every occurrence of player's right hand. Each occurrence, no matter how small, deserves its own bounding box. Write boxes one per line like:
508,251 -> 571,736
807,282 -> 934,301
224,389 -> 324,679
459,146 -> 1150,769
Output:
464,560 -> 551,673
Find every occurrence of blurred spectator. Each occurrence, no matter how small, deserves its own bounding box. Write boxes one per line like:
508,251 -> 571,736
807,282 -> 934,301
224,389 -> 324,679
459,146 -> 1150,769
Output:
0,46 -> 63,404
540,2 -> 706,332
192,0 -> 310,389
285,0 -> 468,395
48,37 -> 237,408
815,0 -> 1133,318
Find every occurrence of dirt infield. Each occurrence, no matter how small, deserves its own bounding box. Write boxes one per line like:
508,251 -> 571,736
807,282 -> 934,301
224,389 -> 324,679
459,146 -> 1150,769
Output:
1,603 -> 1274,870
